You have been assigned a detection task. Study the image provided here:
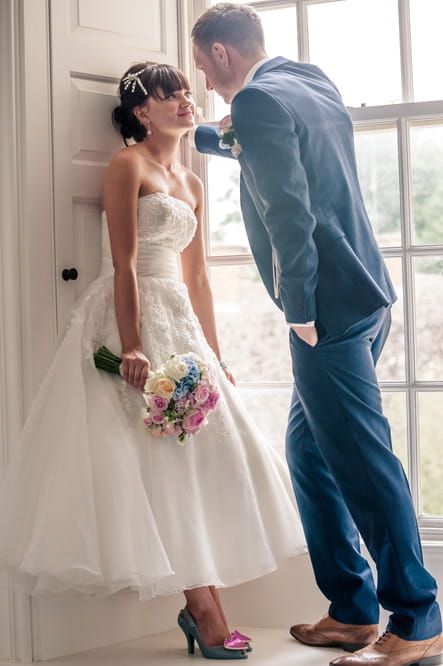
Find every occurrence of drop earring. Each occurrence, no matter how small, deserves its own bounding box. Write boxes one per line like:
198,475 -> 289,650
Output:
146,121 -> 152,136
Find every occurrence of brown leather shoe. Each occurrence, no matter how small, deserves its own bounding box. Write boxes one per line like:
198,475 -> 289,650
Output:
289,614 -> 379,652
329,630 -> 443,665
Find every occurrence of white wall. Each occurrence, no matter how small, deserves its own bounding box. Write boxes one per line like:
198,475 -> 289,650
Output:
0,0 -> 35,659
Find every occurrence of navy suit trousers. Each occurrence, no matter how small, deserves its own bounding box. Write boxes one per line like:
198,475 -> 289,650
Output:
286,306 -> 441,640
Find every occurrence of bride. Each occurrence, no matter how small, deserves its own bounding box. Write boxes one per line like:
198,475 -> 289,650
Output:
0,62 -> 305,660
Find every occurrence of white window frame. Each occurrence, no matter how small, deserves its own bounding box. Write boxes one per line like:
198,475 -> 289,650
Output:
184,0 -> 443,539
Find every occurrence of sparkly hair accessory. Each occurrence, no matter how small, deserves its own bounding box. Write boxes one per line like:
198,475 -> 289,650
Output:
121,67 -> 148,96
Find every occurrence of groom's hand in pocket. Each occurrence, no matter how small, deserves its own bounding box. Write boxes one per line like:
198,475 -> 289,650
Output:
291,324 -> 318,347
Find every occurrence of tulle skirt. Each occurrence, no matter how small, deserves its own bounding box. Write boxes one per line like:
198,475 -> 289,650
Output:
0,275 -> 305,599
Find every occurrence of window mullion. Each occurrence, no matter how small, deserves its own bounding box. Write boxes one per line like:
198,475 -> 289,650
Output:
297,0 -> 309,62
398,0 -> 414,102
409,388 -> 421,514
397,115 -> 413,381
207,254 -> 255,267
397,115 -> 420,510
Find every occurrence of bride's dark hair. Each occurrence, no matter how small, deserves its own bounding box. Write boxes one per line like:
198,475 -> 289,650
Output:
112,62 -> 191,145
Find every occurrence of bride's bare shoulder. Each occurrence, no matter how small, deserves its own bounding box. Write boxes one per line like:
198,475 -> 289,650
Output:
105,146 -> 145,185
108,144 -> 143,167
103,147 -> 146,203
182,166 -> 203,194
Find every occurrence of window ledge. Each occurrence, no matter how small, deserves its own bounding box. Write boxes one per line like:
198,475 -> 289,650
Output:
420,527 -> 443,543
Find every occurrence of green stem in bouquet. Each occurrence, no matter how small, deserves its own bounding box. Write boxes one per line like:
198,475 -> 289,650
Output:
94,346 -> 122,374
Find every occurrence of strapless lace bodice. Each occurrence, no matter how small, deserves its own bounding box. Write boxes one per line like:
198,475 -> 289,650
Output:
100,192 -> 197,279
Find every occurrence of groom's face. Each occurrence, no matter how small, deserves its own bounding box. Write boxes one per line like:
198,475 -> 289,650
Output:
193,43 -> 238,104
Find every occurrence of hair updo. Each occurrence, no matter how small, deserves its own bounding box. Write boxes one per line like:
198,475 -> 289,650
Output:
112,62 -> 191,144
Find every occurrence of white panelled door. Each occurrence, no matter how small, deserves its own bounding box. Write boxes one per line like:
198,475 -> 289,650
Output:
28,1 -> 180,660
51,0 -> 178,326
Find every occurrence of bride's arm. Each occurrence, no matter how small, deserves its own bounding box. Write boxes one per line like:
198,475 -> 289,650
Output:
102,150 -> 150,390
181,178 -> 234,384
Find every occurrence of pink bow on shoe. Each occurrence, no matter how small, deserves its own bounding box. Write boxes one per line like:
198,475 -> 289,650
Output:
231,631 -> 252,643
224,636 -> 249,651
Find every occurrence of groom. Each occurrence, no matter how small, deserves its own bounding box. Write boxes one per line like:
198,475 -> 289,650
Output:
191,4 -> 442,666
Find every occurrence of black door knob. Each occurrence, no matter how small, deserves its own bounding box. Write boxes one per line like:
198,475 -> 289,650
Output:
62,267 -> 78,281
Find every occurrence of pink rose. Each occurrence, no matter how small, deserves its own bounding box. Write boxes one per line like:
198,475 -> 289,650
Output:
194,381 -> 210,405
147,394 -> 169,411
209,391 -> 220,408
182,409 -> 206,434
175,396 -> 188,411
151,411 -> 166,425
187,393 -> 198,408
202,391 -> 220,411
162,422 -> 176,436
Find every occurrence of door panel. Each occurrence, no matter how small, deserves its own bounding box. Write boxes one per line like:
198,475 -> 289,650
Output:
71,202 -> 103,298
51,0 -> 178,326
77,0 -> 165,51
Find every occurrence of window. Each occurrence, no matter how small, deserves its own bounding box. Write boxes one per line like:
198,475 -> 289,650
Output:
193,0 -> 443,536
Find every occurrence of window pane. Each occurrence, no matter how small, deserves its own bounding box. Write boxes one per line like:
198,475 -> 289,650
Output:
207,157 -> 249,255
382,391 -> 408,478
354,127 -> 401,247
212,91 -> 230,122
410,0 -> 443,103
414,256 -> 443,381
308,0 -> 401,107
210,263 -> 292,383
418,392 -> 443,516
410,123 -> 443,245
259,7 -> 298,60
209,6 -> 298,119
238,387 -> 292,459
377,258 -> 405,382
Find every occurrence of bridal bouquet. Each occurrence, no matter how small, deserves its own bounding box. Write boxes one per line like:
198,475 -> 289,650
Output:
94,347 -> 220,444
143,352 -> 220,444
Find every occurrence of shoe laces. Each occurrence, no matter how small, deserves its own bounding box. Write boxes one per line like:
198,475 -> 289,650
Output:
374,631 -> 392,646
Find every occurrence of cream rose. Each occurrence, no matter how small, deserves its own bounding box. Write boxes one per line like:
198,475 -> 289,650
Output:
145,374 -> 175,399
163,356 -> 189,381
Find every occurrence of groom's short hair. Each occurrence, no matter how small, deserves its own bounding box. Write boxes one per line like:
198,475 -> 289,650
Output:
192,3 -> 265,58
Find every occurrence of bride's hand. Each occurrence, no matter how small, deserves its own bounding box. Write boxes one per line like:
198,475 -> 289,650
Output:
219,115 -> 232,129
222,366 -> 236,386
120,349 -> 151,391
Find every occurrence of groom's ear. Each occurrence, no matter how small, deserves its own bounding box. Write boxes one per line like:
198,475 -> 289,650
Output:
211,42 -> 230,67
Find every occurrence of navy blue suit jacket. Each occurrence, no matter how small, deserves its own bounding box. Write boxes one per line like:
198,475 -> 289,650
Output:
195,57 -> 396,338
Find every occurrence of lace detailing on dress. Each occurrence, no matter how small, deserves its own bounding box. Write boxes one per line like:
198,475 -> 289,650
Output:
137,193 -> 197,253
100,192 -> 197,278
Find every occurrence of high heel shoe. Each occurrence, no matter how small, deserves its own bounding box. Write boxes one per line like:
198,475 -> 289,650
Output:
177,608 -> 248,660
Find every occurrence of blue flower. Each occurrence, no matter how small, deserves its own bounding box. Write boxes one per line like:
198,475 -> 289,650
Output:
182,356 -> 200,383
173,377 -> 194,400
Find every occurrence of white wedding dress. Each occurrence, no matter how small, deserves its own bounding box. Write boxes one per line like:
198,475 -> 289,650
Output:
0,193 -> 305,600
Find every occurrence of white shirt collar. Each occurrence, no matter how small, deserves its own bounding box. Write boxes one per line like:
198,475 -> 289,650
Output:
242,56 -> 272,88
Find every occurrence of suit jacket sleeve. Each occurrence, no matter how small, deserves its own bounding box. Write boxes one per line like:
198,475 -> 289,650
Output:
194,125 -> 237,160
232,87 -> 319,324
